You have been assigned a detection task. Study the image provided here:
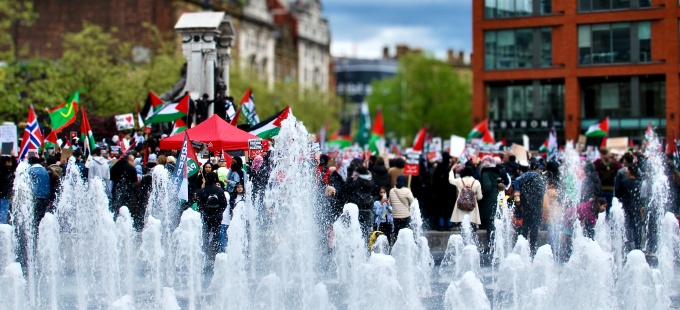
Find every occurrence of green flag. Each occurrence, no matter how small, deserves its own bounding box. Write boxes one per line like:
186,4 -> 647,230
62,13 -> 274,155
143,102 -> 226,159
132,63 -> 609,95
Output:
48,90 -> 82,132
354,102 -> 371,146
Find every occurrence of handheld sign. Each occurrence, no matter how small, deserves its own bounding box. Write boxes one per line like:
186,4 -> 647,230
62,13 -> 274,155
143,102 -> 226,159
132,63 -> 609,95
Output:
404,150 -> 420,176
248,139 -> 262,150
115,114 -> 135,131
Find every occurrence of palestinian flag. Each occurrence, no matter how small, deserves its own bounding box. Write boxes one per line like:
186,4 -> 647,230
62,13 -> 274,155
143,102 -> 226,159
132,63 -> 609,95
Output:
466,119 -> 488,142
139,90 -> 163,126
48,90 -> 82,132
354,102 -> 371,146
144,92 -> 189,125
368,109 -> 385,155
171,118 -> 188,135
230,105 -> 241,126
248,106 -> 293,139
481,129 -> 495,144
173,132 -> 201,201
186,135 -> 200,178
327,119 -> 352,149
412,127 -> 428,152
80,106 -> 96,155
585,117 -> 609,138
240,88 -> 260,126
539,140 -> 548,153
44,131 -> 58,150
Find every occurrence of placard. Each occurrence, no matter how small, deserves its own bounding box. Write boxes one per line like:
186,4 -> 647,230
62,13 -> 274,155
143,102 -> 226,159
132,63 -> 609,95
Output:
248,139 -> 262,150
110,146 -> 121,155
449,135 -> 466,158
115,114 -> 135,131
60,149 -> 74,163
606,137 -> 629,152
404,163 -> 419,176
430,137 -> 442,153
512,143 -> 528,163
0,123 -> 17,155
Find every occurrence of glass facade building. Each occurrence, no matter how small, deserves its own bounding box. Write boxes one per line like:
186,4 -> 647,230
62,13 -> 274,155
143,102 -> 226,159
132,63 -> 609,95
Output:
487,81 -> 564,121
578,0 -> 651,12
473,1 -> 678,143
578,21 -> 651,65
485,27 -> 552,69
485,0 -> 552,18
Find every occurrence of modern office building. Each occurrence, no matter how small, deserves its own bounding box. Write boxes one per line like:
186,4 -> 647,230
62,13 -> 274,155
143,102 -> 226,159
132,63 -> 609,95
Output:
473,0 -> 675,145
334,57 -> 398,117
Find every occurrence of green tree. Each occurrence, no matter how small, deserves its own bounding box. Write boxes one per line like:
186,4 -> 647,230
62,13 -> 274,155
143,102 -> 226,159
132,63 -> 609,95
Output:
366,54 -> 471,143
1,21 -> 340,134
0,0 -> 37,120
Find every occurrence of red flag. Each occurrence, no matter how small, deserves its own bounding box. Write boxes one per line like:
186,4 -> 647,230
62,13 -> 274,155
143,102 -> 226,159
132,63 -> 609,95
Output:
230,105 -> 242,126
482,130 -> 495,144
412,127 -> 427,152
19,105 -> 43,159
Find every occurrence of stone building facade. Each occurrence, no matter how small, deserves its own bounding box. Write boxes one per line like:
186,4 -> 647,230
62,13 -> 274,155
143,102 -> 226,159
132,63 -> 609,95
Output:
13,0 -> 331,93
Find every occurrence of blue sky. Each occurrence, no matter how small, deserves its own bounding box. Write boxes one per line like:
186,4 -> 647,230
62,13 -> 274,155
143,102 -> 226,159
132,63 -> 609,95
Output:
323,0 -> 472,59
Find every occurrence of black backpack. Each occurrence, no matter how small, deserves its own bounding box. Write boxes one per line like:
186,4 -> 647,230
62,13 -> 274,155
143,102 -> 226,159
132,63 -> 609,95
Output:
206,193 -> 221,209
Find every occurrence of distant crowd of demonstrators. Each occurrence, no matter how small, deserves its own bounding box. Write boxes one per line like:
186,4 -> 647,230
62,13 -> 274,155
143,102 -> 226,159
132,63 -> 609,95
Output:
316,146 -> 680,258
2,136 -> 680,269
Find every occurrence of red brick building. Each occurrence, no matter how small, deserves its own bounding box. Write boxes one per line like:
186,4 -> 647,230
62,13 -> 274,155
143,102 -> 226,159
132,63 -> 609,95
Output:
472,0 -> 678,145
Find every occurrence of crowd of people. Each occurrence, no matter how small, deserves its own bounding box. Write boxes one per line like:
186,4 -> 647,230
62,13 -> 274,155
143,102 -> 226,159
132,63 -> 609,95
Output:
2,133 -> 679,269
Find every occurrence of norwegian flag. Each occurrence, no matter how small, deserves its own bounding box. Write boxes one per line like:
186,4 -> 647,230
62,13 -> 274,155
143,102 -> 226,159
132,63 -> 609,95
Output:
19,105 -> 43,160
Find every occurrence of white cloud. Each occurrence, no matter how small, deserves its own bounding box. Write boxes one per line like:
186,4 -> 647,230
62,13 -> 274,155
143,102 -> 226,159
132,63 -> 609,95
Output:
331,26 -> 438,59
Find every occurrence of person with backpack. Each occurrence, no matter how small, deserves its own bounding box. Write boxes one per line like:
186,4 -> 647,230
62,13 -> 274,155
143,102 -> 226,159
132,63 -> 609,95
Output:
346,166 -> 377,238
449,165 -> 483,227
197,172 -> 229,260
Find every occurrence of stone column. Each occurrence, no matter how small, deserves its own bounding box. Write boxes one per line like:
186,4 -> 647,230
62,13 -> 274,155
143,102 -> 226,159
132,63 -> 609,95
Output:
204,49 -> 216,117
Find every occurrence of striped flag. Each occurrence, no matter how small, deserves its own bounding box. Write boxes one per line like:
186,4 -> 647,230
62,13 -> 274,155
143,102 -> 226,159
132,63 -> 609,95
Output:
248,106 -> 293,139
144,92 -> 189,125
171,118 -> 188,135
80,106 -> 96,155
19,105 -> 43,160
240,88 -> 260,126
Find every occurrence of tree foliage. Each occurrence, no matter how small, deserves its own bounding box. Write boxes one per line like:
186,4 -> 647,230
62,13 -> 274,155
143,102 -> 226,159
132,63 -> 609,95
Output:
366,54 -> 471,143
0,21 -> 340,135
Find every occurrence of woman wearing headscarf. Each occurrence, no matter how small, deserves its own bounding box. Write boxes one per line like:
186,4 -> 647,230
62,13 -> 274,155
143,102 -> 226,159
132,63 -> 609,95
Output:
449,165 -> 483,226
580,161 -> 602,203
227,156 -> 244,196
389,175 -> 415,239
478,156 -> 500,236
197,162 -> 214,189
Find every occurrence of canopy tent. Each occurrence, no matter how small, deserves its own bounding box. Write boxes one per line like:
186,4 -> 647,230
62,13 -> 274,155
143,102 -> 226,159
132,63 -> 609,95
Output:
159,115 -> 269,151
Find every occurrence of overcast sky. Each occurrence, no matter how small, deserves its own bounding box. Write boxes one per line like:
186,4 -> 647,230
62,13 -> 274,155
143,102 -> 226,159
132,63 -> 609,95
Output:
323,0 -> 472,59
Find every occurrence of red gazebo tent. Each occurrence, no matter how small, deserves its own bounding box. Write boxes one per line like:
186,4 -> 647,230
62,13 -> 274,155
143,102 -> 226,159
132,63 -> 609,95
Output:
159,115 -> 268,151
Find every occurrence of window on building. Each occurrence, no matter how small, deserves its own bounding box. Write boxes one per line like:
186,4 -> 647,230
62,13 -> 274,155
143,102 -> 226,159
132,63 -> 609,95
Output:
485,27 -> 552,70
485,0 -> 551,18
578,21 -> 651,65
487,80 -> 564,121
579,0 -> 650,11
581,75 -> 665,119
